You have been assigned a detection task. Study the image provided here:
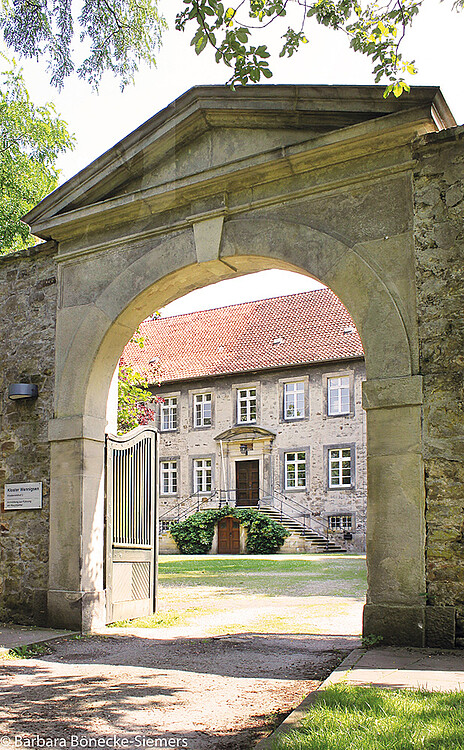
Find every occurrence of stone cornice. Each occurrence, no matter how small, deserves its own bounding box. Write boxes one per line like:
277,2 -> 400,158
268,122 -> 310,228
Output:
25,84 -> 453,241
32,107 -> 434,247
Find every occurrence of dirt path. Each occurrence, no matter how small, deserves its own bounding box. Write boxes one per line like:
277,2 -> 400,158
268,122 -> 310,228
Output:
0,630 -> 358,750
0,557 -> 365,749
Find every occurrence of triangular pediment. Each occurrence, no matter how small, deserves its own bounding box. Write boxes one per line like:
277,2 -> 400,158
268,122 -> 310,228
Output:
215,426 -> 276,443
24,84 -> 455,239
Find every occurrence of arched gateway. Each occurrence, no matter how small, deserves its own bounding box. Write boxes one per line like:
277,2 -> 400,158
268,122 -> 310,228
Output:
0,85 -> 461,646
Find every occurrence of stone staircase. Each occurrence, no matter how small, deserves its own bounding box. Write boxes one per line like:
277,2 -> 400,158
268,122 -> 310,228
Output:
256,505 -> 347,553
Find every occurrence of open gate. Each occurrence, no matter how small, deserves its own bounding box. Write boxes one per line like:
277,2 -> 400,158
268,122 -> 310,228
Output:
105,426 -> 158,623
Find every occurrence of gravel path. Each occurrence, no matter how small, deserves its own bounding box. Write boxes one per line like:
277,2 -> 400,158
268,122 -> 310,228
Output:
0,559 -> 364,750
0,631 -> 357,750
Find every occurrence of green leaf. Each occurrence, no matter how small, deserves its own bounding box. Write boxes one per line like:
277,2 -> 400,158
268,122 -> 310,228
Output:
0,58 -> 74,254
195,34 -> 208,54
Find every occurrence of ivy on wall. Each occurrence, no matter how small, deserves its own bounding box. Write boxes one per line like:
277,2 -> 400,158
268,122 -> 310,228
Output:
169,506 -> 289,555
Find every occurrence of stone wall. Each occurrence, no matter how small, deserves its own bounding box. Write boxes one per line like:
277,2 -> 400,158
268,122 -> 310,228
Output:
413,127 -> 464,640
0,242 -> 58,624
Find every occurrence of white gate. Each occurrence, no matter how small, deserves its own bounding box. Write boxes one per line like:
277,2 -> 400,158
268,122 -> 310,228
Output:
105,426 -> 158,623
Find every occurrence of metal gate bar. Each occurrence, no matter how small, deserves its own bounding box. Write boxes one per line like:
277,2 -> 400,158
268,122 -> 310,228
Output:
106,426 -> 158,623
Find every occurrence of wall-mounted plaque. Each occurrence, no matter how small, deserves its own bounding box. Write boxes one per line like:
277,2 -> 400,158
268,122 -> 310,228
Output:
4,482 -> 43,510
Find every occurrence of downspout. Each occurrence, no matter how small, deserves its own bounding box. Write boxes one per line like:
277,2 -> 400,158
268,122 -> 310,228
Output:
220,439 -> 228,503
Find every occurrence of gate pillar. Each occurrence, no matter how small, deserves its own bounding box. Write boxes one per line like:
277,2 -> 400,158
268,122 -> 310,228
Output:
362,375 -> 455,647
47,416 -> 107,631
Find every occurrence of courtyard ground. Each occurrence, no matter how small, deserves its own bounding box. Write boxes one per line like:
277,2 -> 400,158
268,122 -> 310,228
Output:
0,554 -> 366,750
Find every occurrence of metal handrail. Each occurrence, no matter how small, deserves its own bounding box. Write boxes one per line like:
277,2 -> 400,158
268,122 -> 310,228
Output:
259,488 -> 330,541
159,485 -> 331,545
159,489 -> 220,524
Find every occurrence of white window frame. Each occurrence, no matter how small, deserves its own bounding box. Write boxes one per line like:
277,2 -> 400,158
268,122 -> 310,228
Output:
329,448 -> 352,488
161,396 -> 178,431
193,458 -> 212,494
237,388 -> 257,424
284,381 -> 305,420
285,451 -> 307,489
194,392 -> 212,428
328,514 -> 353,531
161,460 -> 178,495
159,520 -> 172,534
327,376 -> 350,416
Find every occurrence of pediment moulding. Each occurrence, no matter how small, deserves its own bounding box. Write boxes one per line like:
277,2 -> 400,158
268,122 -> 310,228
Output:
24,84 -> 454,245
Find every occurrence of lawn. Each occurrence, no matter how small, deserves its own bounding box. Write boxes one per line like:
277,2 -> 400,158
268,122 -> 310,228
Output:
112,554 -> 367,636
272,684 -> 464,749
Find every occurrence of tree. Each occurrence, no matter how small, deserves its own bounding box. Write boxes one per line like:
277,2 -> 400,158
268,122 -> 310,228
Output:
0,59 -> 74,254
117,361 -> 156,434
175,0 -> 440,97
0,0 -> 461,94
1,0 -> 166,90
117,326 -> 160,434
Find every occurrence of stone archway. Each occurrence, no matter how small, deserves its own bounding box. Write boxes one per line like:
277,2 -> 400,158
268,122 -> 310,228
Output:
47,229 -> 423,639
14,84 -> 459,644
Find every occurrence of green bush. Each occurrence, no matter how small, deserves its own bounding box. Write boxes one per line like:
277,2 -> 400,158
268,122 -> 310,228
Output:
169,505 -> 289,555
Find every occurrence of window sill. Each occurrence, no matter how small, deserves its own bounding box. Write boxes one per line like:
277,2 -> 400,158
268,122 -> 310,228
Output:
328,485 -> 355,491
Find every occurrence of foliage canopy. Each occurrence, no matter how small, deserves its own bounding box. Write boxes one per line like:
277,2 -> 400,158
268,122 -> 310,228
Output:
117,326 -> 160,434
0,60 -> 73,254
1,0 -> 166,90
176,0 -> 451,97
0,1 -> 462,93
117,363 -> 156,435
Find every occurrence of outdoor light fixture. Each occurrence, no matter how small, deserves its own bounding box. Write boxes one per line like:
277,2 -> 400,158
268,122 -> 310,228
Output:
240,444 -> 248,455
8,383 -> 39,401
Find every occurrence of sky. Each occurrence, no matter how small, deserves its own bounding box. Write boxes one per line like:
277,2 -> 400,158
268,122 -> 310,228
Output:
11,0 -> 464,315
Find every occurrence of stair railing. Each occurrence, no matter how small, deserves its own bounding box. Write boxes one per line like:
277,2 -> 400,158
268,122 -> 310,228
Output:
257,489 -> 332,546
159,485 -> 337,550
159,488 -> 223,525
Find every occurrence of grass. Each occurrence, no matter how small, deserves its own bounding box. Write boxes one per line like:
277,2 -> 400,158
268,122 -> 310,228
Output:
109,606 -> 215,629
5,643 -> 51,659
158,554 -> 367,598
110,554 -> 367,635
272,685 -> 464,749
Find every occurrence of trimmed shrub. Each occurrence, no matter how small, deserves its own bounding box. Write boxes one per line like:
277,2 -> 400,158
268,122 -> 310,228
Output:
170,505 -> 289,555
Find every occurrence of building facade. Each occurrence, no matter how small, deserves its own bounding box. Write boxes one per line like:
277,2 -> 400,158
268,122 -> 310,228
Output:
124,289 -> 367,552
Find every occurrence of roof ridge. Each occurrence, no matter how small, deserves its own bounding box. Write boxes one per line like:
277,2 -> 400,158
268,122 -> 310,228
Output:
156,286 -> 330,322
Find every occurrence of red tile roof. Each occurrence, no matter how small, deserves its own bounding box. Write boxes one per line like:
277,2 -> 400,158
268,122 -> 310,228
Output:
122,288 -> 364,383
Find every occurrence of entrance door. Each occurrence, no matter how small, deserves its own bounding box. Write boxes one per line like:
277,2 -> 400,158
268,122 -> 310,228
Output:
106,426 -> 158,623
218,516 -> 241,554
235,460 -> 259,506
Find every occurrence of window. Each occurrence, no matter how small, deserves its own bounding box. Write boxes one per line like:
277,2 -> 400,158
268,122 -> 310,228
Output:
237,388 -> 257,423
159,520 -> 172,534
161,397 -> 177,431
284,381 -> 305,419
161,460 -> 177,495
285,451 -> 306,489
329,448 -> 352,487
328,515 -> 352,531
194,458 -> 212,493
194,393 -> 212,427
328,376 -> 350,415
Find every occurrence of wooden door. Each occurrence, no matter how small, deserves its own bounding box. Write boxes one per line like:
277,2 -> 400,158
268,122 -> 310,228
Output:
235,460 -> 259,506
217,516 -> 241,554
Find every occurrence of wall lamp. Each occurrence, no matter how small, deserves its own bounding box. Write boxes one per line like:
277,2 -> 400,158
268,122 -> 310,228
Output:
8,383 -> 39,400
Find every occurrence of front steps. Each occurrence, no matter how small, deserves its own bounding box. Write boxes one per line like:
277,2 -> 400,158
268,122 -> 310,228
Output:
250,505 -> 347,553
